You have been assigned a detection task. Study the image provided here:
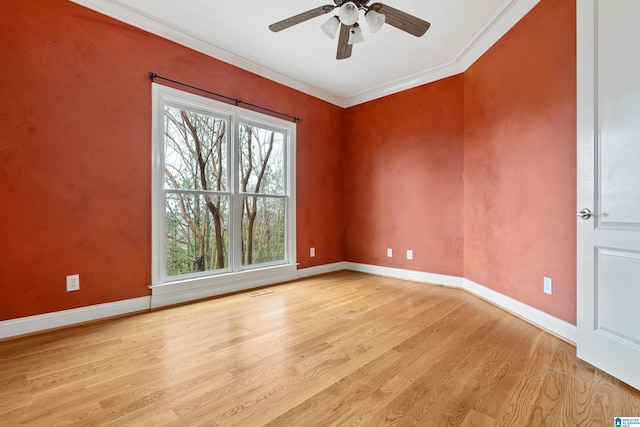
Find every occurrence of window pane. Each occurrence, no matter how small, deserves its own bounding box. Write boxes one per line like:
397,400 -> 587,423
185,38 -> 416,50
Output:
165,193 -> 229,276
153,85 -> 295,285
164,106 -> 228,192
241,196 -> 285,266
239,124 -> 284,195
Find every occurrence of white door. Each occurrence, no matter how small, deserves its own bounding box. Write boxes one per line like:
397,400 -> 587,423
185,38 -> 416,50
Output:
577,0 -> 640,390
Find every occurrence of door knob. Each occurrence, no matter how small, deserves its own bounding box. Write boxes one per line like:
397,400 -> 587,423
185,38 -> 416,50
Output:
576,208 -> 592,220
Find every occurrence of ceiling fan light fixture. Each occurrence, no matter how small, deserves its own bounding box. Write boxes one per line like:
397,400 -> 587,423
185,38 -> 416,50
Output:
338,2 -> 360,26
365,10 -> 386,33
348,23 -> 365,45
320,16 -> 340,39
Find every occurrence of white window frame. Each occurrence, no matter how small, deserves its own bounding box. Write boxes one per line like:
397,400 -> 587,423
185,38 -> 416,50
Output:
150,83 -> 297,308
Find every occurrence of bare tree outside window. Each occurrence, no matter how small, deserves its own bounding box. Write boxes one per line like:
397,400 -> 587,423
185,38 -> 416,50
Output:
162,107 -> 287,279
164,107 -> 229,276
239,124 -> 286,266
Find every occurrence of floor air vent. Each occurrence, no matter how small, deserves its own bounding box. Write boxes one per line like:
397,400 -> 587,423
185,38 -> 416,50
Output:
247,290 -> 274,297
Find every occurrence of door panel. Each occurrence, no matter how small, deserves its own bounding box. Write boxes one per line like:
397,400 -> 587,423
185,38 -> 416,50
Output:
598,4 -> 640,227
596,248 -> 640,346
577,0 -> 640,390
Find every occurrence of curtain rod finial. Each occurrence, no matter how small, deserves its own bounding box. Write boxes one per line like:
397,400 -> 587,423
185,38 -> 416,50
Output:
148,72 -> 157,81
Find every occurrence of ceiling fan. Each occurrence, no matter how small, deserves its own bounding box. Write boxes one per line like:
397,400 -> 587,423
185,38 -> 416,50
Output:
269,1 -> 431,60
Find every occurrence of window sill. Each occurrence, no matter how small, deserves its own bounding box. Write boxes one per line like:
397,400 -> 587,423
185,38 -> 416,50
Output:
149,264 -> 298,309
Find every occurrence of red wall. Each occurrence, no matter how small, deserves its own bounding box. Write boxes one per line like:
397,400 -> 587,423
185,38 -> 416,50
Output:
343,0 -> 576,323
1,0 -> 577,326
344,77 -> 465,276
463,0 -> 577,323
0,0 -> 344,321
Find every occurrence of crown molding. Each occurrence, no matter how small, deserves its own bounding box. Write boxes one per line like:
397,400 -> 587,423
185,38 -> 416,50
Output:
69,0 -> 346,107
69,0 -> 539,108
455,0 -> 540,70
343,0 -> 540,106
343,61 -> 465,107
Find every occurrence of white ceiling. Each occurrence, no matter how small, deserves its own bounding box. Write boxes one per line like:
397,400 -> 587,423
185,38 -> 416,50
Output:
70,0 -> 539,107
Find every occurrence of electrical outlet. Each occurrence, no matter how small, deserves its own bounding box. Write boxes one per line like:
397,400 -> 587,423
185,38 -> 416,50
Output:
543,277 -> 552,295
387,248 -> 393,257
407,250 -> 413,260
66,274 -> 80,292
310,247 -> 316,257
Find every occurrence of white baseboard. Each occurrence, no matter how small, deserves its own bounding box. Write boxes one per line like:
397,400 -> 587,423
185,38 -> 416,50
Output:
344,262 -> 577,344
0,266 -> 300,339
0,262 -> 577,344
0,297 -> 150,340
463,278 -> 577,344
152,262 -> 348,308
297,262 -> 347,278
345,262 -> 464,288
150,266 -> 299,309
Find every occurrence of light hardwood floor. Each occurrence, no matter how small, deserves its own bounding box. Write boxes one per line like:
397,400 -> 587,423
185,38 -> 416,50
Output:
1,271 -> 639,426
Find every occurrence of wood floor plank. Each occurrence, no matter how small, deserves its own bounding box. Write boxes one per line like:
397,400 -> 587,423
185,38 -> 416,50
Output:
494,332 -> 557,424
1,271 -> 639,426
266,293 -> 507,426
374,309 -> 509,425
459,409 -> 496,427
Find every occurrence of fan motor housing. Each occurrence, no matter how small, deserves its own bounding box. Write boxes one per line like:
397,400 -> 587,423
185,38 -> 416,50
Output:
334,0 -> 371,7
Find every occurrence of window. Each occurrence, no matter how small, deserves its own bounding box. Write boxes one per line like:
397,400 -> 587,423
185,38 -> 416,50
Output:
151,84 -> 296,298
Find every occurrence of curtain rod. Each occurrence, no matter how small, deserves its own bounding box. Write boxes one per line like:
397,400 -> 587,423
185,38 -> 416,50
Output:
148,72 -> 302,123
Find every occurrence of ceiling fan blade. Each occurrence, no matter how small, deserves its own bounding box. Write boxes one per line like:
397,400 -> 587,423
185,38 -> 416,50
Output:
269,5 -> 335,32
336,24 -> 353,59
368,3 -> 431,37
